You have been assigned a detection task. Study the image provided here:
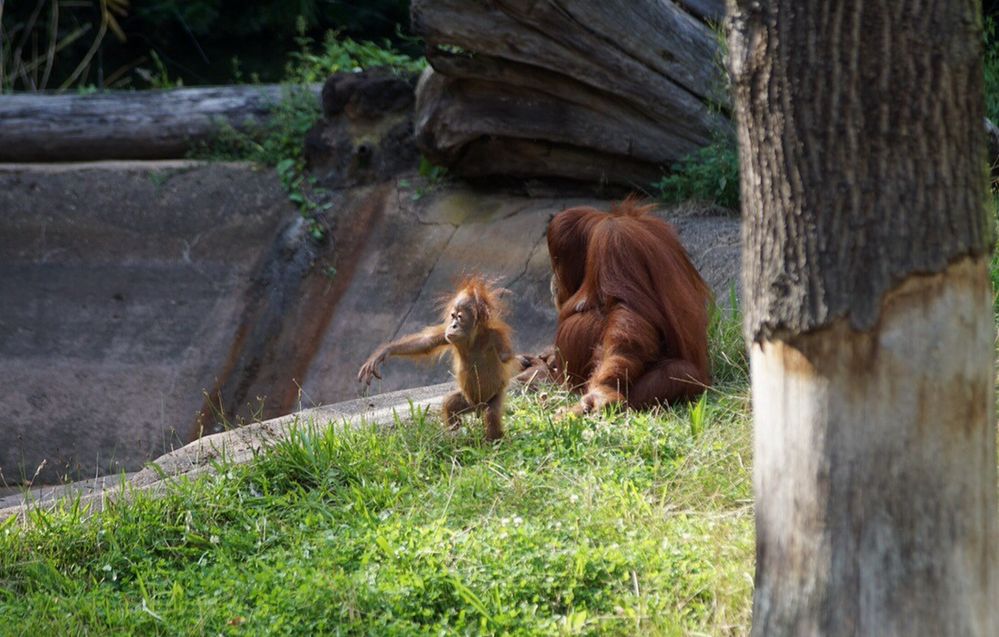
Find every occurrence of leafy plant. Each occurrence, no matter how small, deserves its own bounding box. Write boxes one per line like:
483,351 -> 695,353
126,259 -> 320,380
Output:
190,82 -> 324,235
196,85 -> 320,164
285,18 -> 426,84
418,155 -> 448,182
654,137 -> 740,211
192,23 -> 424,241
139,49 -> 182,89
990,192 -> 999,318
985,16 -> 999,125
276,156 -> 330,241
409,155 -> 450,200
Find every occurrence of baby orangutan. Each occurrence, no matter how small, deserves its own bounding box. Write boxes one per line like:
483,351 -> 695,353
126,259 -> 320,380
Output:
357,276 -> 516,440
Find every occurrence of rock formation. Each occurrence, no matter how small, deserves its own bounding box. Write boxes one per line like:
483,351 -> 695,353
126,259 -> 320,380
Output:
305,69 -> 420,188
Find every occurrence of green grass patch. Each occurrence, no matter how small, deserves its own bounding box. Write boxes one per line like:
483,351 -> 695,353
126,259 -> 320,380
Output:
0,309 -> 752,635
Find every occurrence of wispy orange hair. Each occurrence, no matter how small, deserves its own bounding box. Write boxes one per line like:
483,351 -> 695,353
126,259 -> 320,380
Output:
608,194 -> 658,218
438,273 -> 509,326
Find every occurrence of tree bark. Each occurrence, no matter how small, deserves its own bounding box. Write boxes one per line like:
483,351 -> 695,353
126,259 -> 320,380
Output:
411,0 -> 728,184
677,0 -> 725,23
729,0 -> 999,634
0,85 -> 319,162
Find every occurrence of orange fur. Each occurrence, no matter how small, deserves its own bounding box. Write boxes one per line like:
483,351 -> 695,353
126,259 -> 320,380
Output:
547,197 -> 712,413
359,275 -> 515,440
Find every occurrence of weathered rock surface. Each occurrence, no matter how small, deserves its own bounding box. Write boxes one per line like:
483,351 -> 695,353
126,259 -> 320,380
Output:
411,0 -> 728,185
300,184 -> 741,405
0,161 -> 297,483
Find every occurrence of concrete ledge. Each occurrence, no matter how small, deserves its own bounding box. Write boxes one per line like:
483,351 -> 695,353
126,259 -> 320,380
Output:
0,383 -> 453,523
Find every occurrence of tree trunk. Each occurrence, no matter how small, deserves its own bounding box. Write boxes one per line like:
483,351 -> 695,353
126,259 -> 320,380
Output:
0,85 -> 319,162
729,0 -> 999,634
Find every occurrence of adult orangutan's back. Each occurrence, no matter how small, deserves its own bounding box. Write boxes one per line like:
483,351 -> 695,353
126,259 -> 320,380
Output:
546,198 -> 711,415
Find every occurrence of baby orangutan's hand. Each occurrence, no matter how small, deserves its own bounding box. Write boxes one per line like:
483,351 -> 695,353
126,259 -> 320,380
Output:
357,350 -> 387,386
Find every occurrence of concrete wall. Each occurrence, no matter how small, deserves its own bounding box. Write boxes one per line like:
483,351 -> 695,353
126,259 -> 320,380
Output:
0,162 -> 294,482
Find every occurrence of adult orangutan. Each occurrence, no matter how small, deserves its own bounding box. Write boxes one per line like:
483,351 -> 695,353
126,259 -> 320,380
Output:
523,198 -> 711,416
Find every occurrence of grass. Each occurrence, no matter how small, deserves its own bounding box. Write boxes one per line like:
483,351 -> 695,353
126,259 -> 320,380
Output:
1,260 -> 995,635
0,305 -> 753,636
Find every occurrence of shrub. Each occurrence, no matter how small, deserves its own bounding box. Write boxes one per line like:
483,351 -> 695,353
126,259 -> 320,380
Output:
286,25 -> 426,84
653,138 -> 740,211
193,24 -> 425,240
985,16 -> 999,125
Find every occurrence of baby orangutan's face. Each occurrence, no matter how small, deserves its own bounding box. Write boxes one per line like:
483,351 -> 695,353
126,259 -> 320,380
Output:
445,295 -> 477,345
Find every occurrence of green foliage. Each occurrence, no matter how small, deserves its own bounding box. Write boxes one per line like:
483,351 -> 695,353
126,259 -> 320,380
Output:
196,86 -> 320,166
1,1 -> 419,91
286,21 -> 426,84
194,24 -> 422,165
0,310 -> 754,635
144,50 -> 183,89
191,26 -> 423,240
407,156 -> 451,201
990,193 -> 999,317
985,16 -> 999,125
276,158 -> 332,241
190,84 -> 328,238
1,0 -> 132,92
418,156 -> 448,183
654,138 -> 740,211
706,16 -> 732,116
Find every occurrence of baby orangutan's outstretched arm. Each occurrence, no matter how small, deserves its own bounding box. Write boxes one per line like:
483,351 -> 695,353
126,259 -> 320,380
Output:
357,327 -> 448,386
